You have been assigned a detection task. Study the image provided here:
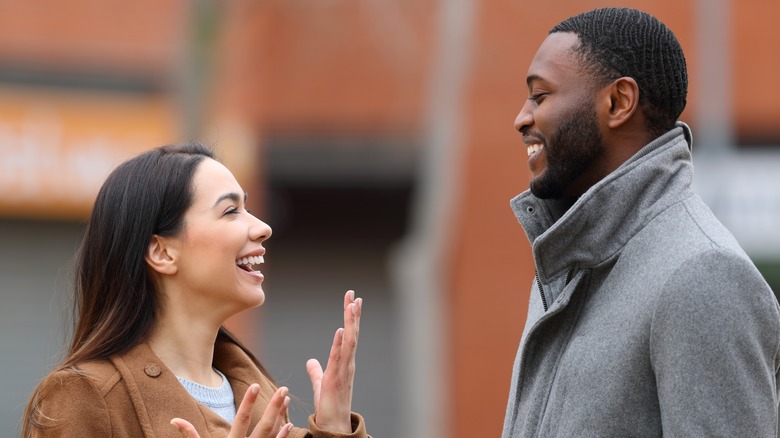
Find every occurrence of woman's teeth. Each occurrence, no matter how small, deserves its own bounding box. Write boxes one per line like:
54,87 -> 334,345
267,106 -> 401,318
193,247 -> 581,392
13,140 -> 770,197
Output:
236,255 -> 264,268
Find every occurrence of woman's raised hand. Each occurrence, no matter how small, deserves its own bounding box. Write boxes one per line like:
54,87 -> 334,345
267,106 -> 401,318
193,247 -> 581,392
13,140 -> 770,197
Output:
306,290 -> 363,434
171,384 -> 293,438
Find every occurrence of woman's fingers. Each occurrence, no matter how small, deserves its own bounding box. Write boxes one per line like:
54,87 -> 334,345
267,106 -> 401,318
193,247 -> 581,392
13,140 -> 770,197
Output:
331,290 -> 360,373
272,396 -> 291,433
306,358 -> 324,409
348,298 -> 362,350
174,385 -> 292,438
306,291 -> 363,434
248,386 -> 289,438
330,327 -> 344,367
276,423 -> 293,438
343,290 -> 354,311
170,418 -> 201,437
333,290 -> 362,378
340,295 -> 361,372
228,384 -> 261,438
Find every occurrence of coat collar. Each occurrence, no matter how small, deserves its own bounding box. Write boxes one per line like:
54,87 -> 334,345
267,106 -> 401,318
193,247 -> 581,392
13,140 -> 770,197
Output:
510,123 -> 695,284
110,336 -> 270,437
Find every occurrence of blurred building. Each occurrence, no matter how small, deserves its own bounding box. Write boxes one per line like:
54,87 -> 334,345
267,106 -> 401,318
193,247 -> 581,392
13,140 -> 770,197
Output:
1,1 -> 779,437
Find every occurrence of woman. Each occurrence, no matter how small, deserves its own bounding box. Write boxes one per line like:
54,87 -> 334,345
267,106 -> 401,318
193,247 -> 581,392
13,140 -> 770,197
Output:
23,143 -> 369,438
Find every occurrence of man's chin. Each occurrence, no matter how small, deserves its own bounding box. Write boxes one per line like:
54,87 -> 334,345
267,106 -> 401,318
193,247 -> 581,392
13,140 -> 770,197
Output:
530,178 -> 562,199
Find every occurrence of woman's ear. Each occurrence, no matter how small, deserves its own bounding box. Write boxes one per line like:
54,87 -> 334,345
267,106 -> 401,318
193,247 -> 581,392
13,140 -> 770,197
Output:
146,235 -> 178,275
606,77 -> 640,129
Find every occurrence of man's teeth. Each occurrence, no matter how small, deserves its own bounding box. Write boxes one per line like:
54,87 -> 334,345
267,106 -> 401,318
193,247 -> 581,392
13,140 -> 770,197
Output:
237,255 -> 265,266
527,144 -> 543,157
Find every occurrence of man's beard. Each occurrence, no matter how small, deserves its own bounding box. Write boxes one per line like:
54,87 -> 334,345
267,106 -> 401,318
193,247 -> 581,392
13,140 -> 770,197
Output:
530,103 -> 605,199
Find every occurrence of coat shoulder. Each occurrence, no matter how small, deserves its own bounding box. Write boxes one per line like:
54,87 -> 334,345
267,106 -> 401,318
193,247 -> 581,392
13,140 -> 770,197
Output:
29,367 -> 113,436
76,359 -> 122,395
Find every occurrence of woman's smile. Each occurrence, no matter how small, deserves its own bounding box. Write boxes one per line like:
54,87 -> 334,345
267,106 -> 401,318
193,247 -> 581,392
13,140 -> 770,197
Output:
235,253 -> 265,281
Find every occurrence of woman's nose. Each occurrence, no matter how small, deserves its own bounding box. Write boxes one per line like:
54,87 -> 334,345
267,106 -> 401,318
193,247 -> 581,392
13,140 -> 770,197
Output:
249,215 -> 272,242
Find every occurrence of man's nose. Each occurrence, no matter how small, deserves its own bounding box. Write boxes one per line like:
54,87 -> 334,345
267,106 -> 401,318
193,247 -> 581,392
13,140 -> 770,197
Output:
514,101 -> 533,133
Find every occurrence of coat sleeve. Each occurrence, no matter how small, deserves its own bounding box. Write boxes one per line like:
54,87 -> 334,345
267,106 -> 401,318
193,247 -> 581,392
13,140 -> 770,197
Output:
286,412 -> 371,438
650,248 -> 780,436
307,412 -> 370,438
28,370 -> 112,437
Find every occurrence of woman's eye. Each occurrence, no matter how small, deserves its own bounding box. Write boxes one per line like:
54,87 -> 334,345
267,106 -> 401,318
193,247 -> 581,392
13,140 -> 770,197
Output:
224,207 -> 240,216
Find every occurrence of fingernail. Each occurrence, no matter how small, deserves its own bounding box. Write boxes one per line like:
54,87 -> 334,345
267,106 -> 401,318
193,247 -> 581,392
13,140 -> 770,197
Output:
351,303 -> 356,315
349,290 -> 355,301
357,297 -> 362,309
251,384 -> 259,395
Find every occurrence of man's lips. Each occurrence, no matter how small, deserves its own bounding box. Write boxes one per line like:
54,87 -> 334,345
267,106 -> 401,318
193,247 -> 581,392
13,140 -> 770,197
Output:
523,134 -> 545,157
523,135 -> 547,175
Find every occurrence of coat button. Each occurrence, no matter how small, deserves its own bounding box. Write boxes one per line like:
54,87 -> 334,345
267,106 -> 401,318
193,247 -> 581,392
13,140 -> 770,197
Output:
144,363 -> 162,377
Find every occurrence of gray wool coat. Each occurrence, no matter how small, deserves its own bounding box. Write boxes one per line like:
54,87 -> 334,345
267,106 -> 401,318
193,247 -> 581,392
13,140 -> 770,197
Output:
503,123 -> 780,437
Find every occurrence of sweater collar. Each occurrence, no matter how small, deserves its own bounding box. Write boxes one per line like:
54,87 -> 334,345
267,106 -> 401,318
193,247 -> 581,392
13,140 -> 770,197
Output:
510,122 -> 694,283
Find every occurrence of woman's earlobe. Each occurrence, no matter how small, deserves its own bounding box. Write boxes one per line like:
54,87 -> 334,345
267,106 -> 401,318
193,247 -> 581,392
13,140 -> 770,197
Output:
146,235 -> 178,275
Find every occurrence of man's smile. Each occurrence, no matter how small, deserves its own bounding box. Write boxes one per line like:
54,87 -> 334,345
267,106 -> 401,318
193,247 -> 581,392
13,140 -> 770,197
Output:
526,143 -> 543,157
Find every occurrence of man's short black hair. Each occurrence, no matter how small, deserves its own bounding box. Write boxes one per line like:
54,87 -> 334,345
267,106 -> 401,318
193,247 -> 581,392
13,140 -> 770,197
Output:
551,8 -> 688,138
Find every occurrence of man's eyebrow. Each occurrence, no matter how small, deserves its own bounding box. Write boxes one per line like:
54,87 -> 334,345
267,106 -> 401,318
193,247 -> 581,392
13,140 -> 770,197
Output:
526,74 -> 544,87
213,192 -> 248,208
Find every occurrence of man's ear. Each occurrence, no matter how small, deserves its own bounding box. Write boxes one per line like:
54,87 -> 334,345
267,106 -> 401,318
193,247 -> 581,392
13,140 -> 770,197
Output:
146,235 -> 178,275
605,77 -> 640,129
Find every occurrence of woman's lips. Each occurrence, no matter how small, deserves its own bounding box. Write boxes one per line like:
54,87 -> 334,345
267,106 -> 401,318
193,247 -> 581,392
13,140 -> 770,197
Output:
237,265 -> 264,281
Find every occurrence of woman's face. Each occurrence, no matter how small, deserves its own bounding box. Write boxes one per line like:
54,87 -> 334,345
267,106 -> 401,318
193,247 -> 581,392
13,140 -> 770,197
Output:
167,158 -> 272,318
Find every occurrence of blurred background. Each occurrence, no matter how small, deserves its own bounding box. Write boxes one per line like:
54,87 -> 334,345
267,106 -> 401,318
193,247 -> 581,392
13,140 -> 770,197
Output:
1,0 -> 779,437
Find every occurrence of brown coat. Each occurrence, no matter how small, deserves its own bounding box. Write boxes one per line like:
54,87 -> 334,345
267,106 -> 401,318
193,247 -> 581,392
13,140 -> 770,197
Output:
29,338 -> 370,438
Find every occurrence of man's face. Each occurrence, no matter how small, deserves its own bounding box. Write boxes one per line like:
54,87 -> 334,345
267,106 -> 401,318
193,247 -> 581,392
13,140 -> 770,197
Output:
515,32 -> 606,199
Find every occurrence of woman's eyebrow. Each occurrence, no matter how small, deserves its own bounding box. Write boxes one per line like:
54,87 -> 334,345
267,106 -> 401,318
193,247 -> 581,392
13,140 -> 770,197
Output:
212,192 -> 247,208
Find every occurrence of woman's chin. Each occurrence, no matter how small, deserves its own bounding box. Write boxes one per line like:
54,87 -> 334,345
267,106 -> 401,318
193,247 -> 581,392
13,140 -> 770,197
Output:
242,287 -> 266,309
249,292 -> 265,308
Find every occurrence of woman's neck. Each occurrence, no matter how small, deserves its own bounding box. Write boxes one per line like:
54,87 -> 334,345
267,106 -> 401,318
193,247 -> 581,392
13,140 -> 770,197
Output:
147,311 -> 223,387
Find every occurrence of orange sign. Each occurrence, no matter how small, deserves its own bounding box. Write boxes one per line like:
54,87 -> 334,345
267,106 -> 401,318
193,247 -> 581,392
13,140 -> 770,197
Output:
0,85 -> 180,220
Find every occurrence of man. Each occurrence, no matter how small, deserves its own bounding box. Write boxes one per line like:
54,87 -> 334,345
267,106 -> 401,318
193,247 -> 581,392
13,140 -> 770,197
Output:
504,7 -> 780,437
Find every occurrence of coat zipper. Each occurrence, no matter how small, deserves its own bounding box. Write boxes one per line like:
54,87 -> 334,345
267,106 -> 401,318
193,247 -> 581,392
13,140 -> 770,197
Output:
535,268 -> 573,312
529,267 -> 574,436
535,268 -> 548,312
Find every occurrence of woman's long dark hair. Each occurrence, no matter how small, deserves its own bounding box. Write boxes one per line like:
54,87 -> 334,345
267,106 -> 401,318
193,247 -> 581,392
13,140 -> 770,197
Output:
24,143 -> 273,435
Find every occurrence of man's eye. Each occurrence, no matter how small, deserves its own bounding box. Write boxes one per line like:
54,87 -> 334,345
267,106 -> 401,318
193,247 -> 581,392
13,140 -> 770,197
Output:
529,93 -> 547,103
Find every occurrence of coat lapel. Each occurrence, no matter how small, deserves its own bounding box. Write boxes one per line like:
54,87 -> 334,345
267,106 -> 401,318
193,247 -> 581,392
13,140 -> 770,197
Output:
213,338 -> 273,426
111,342 -> 233,437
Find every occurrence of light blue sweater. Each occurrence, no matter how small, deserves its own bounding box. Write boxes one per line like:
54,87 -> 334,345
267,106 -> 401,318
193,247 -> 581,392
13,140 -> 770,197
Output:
178,369 -> 236,424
